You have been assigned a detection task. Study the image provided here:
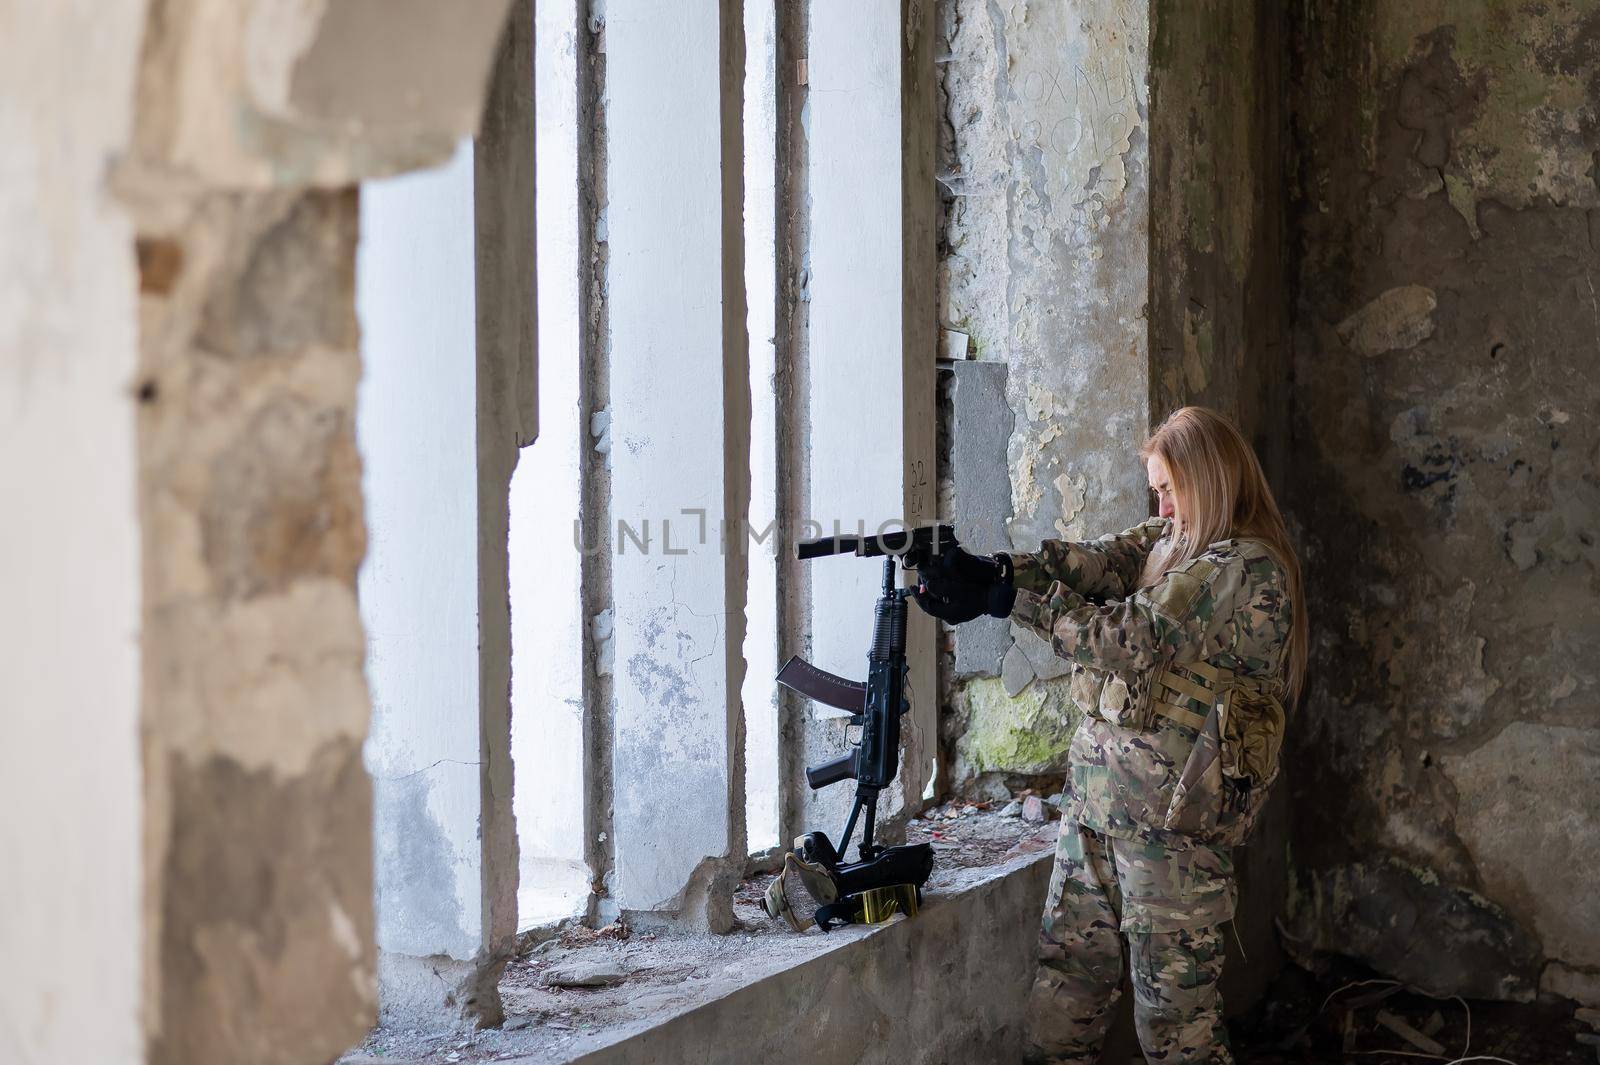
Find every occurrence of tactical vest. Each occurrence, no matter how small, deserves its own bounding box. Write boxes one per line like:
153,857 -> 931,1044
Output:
1071,543 -> 1290,847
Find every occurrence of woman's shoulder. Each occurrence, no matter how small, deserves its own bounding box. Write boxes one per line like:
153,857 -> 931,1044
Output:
1198,534 -> 1272,556
1196,536 -> 1289,589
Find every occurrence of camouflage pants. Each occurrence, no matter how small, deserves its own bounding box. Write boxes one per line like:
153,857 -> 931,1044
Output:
1024,822 -> 1236,1065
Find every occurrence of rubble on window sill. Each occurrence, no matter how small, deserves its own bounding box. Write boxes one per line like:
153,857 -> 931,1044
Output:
343,806 -> 1055,1064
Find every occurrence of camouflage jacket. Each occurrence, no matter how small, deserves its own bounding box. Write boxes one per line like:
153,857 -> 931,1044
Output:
1006,519 -> 1293,848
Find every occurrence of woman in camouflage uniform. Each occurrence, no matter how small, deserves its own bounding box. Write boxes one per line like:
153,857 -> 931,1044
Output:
915,406 -> 1306,1065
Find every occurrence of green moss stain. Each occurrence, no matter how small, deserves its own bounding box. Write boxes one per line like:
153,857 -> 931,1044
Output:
954,675 -> 1082,775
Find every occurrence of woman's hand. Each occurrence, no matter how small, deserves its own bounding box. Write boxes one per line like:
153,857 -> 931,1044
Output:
911,547 -> 1016,623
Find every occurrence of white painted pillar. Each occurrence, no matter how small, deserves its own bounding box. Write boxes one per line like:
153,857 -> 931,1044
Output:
357,142 -> 493,1013
357,2 -> 535,1022
804,0 -> 937,836
605,0 -> 749,928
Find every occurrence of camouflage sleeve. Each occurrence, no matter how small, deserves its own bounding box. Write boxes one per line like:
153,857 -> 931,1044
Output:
1005,519 -> 1170,601
1009,548 -> 1242,673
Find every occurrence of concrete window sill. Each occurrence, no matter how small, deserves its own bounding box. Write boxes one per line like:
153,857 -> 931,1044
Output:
349,813 -> 1057,1065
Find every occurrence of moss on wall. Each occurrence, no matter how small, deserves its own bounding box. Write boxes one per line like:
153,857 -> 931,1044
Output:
950,676 -> 1081,779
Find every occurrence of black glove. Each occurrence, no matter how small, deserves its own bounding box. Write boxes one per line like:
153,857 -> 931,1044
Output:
912,549 -> 1016,624
918,543 -> 1006,588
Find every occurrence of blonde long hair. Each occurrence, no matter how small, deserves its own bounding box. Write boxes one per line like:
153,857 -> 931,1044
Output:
1140,406 -> 1307,703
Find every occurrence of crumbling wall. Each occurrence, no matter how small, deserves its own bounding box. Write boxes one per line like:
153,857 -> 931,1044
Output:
935,0 -> 1291,1013
937,0 -> 1156,783
1284,0 -> 1600,1005
934,0 -> 1288,797
121,1 -> 514,1060
135,187 -> 378,1065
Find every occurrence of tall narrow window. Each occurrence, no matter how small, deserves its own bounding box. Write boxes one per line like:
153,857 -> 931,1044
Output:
508,0 -> 587,928
743,0 -> 781,856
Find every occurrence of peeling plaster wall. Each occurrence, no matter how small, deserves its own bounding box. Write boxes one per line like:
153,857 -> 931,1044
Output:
114,0 -> 514,1059
941,0 -> 1153,560
938,0 -> 1154,781
1285,0 -> 1600,1005
935,0 -> 1288,789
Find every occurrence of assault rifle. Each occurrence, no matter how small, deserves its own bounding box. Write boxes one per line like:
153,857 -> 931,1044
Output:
771,525 -> 953,928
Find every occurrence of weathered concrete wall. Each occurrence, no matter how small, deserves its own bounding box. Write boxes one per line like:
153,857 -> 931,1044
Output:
133,176 -> 376,1065
938,0 -> 1153,783
1284,0 -> 1600,1005
0,2 -> 516,1061
1148,0 -> 1290,471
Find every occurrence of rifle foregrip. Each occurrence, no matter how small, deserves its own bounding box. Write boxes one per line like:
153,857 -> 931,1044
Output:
806,752 -> 857,790
871,594 -> 907,660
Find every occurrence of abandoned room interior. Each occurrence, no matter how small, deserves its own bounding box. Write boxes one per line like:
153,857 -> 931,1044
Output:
4,0 -> 1598,1063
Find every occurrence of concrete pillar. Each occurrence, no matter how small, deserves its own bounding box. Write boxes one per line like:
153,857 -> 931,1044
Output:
937,0 -> 1288,1016
798,0 -> 938,843
603,0 -> 749,929
356,142 -> 494,1023
5,2 -> 516,1062
358,2 -> 535,1025
472,0 -> 538,993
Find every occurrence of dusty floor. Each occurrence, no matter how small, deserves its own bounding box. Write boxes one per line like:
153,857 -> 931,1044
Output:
343,800 -> 1057,1064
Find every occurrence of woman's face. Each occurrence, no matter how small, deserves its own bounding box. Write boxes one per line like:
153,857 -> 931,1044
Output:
1147,454 -> 1178,525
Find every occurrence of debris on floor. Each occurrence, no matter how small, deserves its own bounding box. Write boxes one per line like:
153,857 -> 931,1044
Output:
1228,956 -> 1593,1064
540,958 -> 628,989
